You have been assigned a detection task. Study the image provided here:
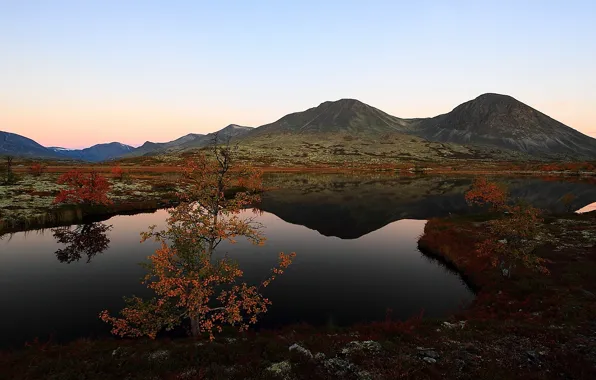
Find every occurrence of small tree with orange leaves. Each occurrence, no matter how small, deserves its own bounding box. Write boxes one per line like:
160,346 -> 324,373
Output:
111,165 -> 125,181
466,177 -> 548,276
100,135 -> 295,340
465,177 -> 507,211
29,163 -> 46,177
54,170 -> 112,206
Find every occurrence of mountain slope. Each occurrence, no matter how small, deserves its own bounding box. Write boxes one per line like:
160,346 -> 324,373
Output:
246,99 -> 410,137
174,124 -> 252,151
125,124 -> 253,157
1,131 -> 65,158
236,98 -> 530,163
410,93 -> 596,158
51,142 -> 134,162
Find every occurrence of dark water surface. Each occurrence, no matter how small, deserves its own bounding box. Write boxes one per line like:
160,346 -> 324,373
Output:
1,174 -> 595,347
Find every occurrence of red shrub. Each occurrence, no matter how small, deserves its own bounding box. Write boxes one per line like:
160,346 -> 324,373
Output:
54,170 -> 112,205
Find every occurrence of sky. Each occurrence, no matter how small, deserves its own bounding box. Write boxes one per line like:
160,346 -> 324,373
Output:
1,0 -> 595,148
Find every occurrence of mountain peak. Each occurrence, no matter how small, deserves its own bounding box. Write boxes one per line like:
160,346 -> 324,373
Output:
248,98 -> 408,136
318,98 -> 366,108
414,93 -> 596,158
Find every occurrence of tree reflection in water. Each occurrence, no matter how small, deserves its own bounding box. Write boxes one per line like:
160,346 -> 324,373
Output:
52,223 -> 113,263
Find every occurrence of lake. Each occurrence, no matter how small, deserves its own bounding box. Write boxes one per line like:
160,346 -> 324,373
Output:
1,174 -> 595,347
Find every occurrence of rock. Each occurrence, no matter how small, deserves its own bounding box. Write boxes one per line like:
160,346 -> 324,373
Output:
498,239 -> 508,244
289,343 -> 314,360
324,358 -> 358,376
526,351 -> 539,362
112,347 -> 125,357
422,357 -> 437,364
266,361 -> 292,378
442,321 -> 466,329
178,368 -> 198,379
314,352 -> 326,361
423,350 -> 440,359
417,347 -> 440,360
454,359 -> 466,369
356,370 -> 374,380
341,340 -> 382,355
147,349 -> 169,362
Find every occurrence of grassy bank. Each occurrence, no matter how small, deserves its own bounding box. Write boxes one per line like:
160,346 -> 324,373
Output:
0,172 -> 181,236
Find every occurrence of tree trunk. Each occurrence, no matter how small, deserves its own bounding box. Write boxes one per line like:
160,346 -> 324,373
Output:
190,315 -> 201,337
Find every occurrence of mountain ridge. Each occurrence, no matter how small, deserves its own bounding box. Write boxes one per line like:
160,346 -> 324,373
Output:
2,93 -> 595,161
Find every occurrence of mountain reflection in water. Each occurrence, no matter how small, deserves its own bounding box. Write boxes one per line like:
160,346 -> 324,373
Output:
261,174 -> 596,238
1,174 -> 595,347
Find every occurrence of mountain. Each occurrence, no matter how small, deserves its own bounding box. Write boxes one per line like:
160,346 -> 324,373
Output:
50,142 -> 134,162
128,141 -> 166,157
4,94 -> 596,161
237,98 -> 529,164
174,124 -> 252,151
1,130 -> 134,161
247,98 -> 409,137
125,124 -> 253,157
1,131 -> 65,158
410,93 -> 596,158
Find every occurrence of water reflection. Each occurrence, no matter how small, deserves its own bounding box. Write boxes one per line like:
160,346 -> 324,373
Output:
576,202 -> 596,214
2,174 -> 596,347
261,174 -> 596,238
52,223 -> 113,263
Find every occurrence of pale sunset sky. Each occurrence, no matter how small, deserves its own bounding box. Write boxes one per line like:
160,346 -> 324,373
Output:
1,0 -> 595,148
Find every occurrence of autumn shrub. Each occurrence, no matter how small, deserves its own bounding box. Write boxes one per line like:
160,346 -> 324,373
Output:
100,138 -> 296,340
29,163 -> 46,176
110,165 -> 125,181
54,170 -> 112,206
465,177 -> 548,275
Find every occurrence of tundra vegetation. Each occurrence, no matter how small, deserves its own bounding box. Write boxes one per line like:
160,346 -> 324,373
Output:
1,155 -> 595,378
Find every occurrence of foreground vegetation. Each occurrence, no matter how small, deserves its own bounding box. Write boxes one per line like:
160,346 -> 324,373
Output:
1,174 -> 595,379
1,211 -> 594,379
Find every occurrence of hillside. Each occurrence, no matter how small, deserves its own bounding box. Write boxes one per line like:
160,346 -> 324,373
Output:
124,124 -> 252,158
247,98 -> 410,137
236,98 -> 528,164
410,93 -> 596,158
50,142 -> 134,162
1,131 -> 65,159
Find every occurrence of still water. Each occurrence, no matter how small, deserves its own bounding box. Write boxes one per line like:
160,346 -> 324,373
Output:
1,174 -> 595,347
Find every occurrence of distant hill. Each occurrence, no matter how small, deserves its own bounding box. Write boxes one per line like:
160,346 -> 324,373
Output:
247,99 -> 409,137
1,131 -> 134,162
50,142 -> 134,162
409,93 -> 596,159
0,125 -> 252,161
1,131 -> 65,159
125,124 -> 253,157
